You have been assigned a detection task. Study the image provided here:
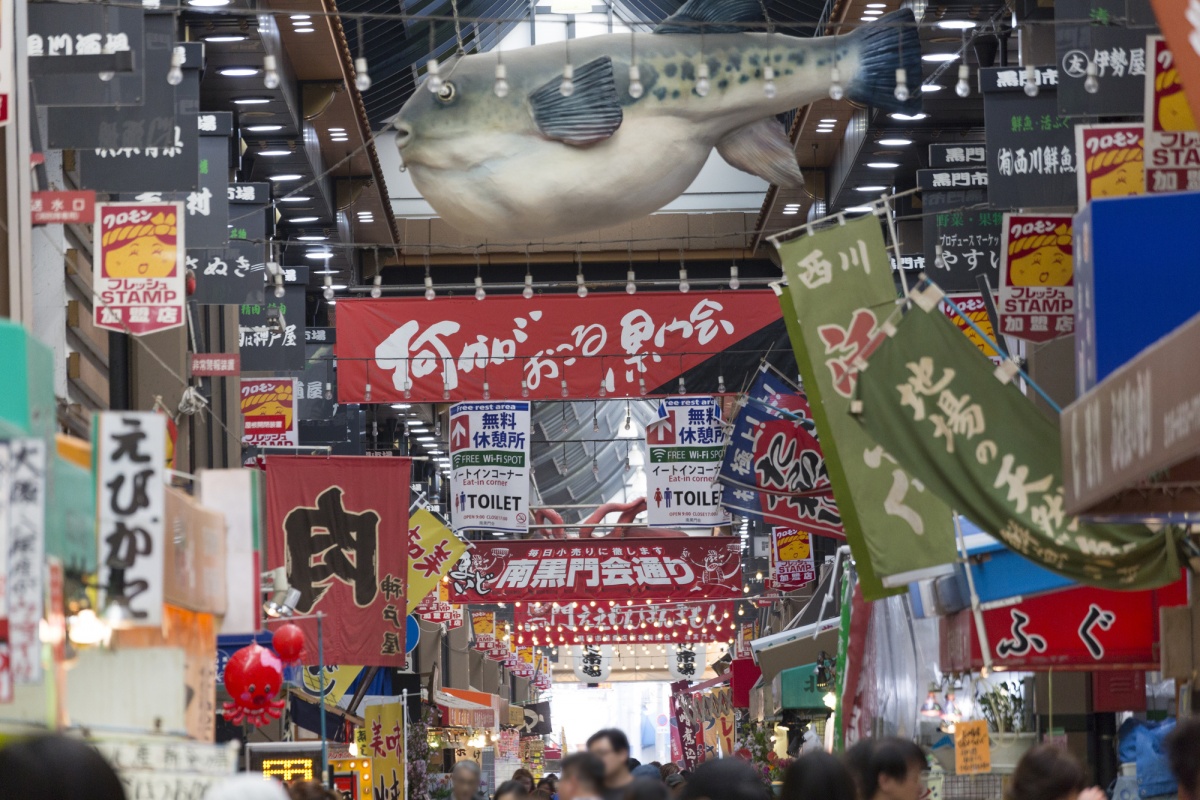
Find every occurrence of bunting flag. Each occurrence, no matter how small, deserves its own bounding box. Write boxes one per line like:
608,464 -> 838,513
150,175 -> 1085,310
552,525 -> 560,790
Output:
853,286 -> 1184,589
717,363 -> 844,537
777,217 -> 956,598
406,507 -> 469,616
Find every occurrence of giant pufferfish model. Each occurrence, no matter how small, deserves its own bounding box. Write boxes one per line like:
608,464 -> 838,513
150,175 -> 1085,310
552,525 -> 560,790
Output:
390,0 -> 923,239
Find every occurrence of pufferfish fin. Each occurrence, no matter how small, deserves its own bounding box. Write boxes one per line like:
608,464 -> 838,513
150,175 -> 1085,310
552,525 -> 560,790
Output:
530,56 -> 624,146
716,117 -> 806,189
655,0 -> 766,34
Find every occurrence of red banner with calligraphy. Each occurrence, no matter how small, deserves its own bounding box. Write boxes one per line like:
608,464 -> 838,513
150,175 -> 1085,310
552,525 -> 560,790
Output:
940,578 -> 1186,672
265,456 -> 411,666
447,537 -> 743,603
514,600 -> 731,646
334,292 -> 782,403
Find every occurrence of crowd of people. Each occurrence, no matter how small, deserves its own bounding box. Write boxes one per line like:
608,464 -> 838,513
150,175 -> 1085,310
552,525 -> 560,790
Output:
0,718 -> 1198,800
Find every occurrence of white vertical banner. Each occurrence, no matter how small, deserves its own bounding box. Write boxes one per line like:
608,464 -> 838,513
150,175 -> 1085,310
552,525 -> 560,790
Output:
646,396 -> 730,527
96,413 -> 166,627
6,439 -> 46,684
448,401 -> 530,534
198,468 -> 261,634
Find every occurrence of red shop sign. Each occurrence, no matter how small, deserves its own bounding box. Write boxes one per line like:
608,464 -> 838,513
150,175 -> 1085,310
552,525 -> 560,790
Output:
265,456 -> 412,667
514,600 -> 729,646
32,190 -> 95,225
334,292 -> 782,403
447,537 -> 743,603
940,578 -> 1186,671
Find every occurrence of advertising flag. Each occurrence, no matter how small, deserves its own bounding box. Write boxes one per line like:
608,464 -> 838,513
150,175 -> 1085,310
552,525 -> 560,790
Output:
853,289 -> 1184,590
265,456 -> 412,665
778,216 -> 955,599
1075,123 -> 1145,207
414,581 -> 464,629
449,401 -> 531,534
406,507 -> 469,614
647,396 -> 730,528
365,704 -> 406,800
717,364 -> 843,536
769,528 -> 816,591
1144,36 -> 1200,194
93,203 -> 185,335
998,214 -> 1075,343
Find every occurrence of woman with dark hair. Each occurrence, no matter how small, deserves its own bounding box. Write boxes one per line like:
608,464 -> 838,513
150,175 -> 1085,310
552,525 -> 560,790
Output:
497,780 -> 532,800
514,769 -> 537,794
0,735 -> 127,800
844,738 -> 926,800
782,752 -> 859,800
1007,746 -> 1104,800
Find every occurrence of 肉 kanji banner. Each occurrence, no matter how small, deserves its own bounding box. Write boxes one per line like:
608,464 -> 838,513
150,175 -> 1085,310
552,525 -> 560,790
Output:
717,364 -> 843,537
446,537 -> 743,603
778,216 -> 956,599
265,456 -> 412,666
335,292 -> 782,403
406,507 -> 469,614
941,578 -> 1186,671
513,600 -> 731,645
853,290 -> 1185,589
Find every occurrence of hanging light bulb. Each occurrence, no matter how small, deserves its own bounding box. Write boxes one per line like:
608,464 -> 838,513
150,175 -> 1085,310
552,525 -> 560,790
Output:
322,275 -> 334,301
624,405 -> 632,430
629,63 -> 644,99
638,378 -> 646,396
829,66 -> 844,100
370,275 -> 382,299
325,383 -> 334,400
274,274 -> 285,299
626,270 -> 637,294
717,374 -> 726,393
678,267 -> 690,293
893,67 -> 909,102
728,265 -> 740,289
755,570 -> 763,581
1023,64 -> 1039,97
364,381 -> 372,401
592,457 -> 599,478
955,63 -> 971,98
494,61 -> 510,98
483,381 -> 491,400
167,46 -> 185,86
474,275 -> 486,301
695,63 -> 711,97
259,54 -> 280,89
521,379 -> 530,398
624,452 -> 631,472
443,379 -> 451,401
560,63 -> 575,97
355,56 -> 372,92
99,42 -> 116,82
934,244 -> 946,270
560,379 -> 569,398
678,376 -> 686,394
403,379 -> 412,399
426,58 -> 444,93
424,273 -> 436,300
763,66 -> 777,99
576,269 -> 588,298
522,271 -> 534,299
738,606 -> 744,616
1084,61 -> 1099,94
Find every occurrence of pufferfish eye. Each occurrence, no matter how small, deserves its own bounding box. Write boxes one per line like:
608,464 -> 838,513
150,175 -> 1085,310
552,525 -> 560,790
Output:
436,82 -> 456,103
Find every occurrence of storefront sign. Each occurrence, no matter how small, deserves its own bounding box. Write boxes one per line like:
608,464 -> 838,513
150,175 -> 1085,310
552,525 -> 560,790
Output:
241,379 -> 298,447
190,353 -> 240,376
514,600 -> 728,645
415,581 -> 464,628
1147,0 -> 1200,122
28,4 -> 143,107
954,721 -> 991,775
778,216 -> 955,598
446,537 -> 743,603
855,295 -> 1185,590
449,401 -> 531,534
718,364 -> 842,535
941,294 -> 1001,363
1075,123 -> 1145,207
81,114 -> 201,193
1054,0 -> 1153,117
734,621 -> 758,660
95,413 -> 166,627
930,143 -> 988,168
1144,36 -> 1200,193
32,190 -> 94,225
239,277 -> 306,373
191,183 -> 271,306
265,456 -> 412,666
521,701 -> 553,734
472,611 -> 508,660
1062,310 -> 1200,517
95,739 -> 237,797
671,682 -> 702,769
922,190 -> 1001,292
93,202 -> 185,336
335,292 -> 781,402
3,440 -> 46,682
769,528 -> 816,591
982,67 -> 1079,209
406,507 -> 469,614
647,396 -> 729,528
365,704 -> 406,800
941,579 -> 1186,671
999,213 -> 1075,342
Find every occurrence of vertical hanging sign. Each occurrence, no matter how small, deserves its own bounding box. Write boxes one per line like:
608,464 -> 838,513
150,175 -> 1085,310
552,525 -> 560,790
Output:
448,401 -> 531,534
998,214 -> 1075,342
240,378 -> 299,449
93,203 -> 186,336
95,413 -> 167,627
5,440 -> 46,684
769,528 -> 816,591
1144,36 -> 1200,194
647,397 -> 730,528
1074,123 -> 1145,207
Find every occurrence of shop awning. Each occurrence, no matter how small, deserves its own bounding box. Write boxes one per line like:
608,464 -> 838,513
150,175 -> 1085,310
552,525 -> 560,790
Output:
751,618 -> 840,685
435,688 -> 494,710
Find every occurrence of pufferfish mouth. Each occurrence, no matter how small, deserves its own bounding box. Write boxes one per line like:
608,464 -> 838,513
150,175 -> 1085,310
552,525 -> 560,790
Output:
394,121 -> 413,150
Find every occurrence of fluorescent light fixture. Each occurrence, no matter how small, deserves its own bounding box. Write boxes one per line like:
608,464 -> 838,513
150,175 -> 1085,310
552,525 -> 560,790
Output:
188,0 -> 231,6
291,13 -> 312,19
416,436 -> 436,442
330,284 -> 348,290
289,216 -> 320,223
819,118 -> 838,123
313,268 -> 338,274
845,205 -> 874,213
245,124 -> 284,132
855,185 -> 888,192
921,84 -> 943,92
232,97 -> 272,105
816,128 -> 835,133
922,53 -> 959,63
205,34 -> 247,42
258,149 -> 292,156
861,15 -> 881,20
867,162 -> 900,168
329,127 -> 346,132
936,19 -> 977,29
295,28 -> 315,33
865,3 -> 887,7
326,299 -> 336,305
297,235 -> 327,241
782,209 -> 799,215
280,196 -> 312,202
890,112 -> 928,120
220,67 -> 260,77
306,251 -> 335,260
878,138 -> 913,145
391,403 -> 412,409
268,173 -> 303,181
862,10 -> 883,15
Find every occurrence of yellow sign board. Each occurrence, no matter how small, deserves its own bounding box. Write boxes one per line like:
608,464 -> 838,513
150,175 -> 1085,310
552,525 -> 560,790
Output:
954,720 -> 992,775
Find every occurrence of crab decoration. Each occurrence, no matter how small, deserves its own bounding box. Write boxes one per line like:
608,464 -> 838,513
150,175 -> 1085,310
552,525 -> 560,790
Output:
222,643 -> 286,727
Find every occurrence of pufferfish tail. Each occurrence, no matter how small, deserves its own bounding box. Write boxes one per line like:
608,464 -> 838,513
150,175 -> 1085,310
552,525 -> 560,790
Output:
846,8 -> 925,115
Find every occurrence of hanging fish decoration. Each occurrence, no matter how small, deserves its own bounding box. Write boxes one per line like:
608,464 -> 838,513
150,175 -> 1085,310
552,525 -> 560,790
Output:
390,1 -> 923,239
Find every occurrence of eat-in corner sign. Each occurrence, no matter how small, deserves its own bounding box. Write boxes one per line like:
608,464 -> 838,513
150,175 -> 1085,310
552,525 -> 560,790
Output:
448,401 -> 531,535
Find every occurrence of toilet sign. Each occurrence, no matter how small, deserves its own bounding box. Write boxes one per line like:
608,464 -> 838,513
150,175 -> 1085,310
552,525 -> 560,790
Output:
647,396 -> 731,528
448,401 -> 531,534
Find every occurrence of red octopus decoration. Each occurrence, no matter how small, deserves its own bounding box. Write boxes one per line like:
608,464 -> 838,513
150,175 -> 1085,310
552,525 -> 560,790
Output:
222,643 -> 286,727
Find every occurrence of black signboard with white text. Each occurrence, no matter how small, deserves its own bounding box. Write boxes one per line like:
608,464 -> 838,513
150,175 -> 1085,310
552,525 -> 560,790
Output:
28,4 -> 144,107
191,183 -> 271,306
238,267 -> 308,373
929,142 -> 988,169
921,188 -> 1004,291
982,67 -> 1080,210
79,114 -> 200,192
1054,0 -> 1155,117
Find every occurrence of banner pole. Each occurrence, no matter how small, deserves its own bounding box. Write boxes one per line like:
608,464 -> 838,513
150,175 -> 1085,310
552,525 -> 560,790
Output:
954,514 -> 993,676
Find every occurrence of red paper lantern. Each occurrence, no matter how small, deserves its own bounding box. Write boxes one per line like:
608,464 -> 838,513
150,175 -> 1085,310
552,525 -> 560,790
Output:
272,623 -> 305,663
222,643 -> 285,727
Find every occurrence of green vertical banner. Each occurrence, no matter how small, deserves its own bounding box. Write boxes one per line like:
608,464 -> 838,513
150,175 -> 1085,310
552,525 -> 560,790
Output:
777,217 -> 956,599
854,288 -> 1184,589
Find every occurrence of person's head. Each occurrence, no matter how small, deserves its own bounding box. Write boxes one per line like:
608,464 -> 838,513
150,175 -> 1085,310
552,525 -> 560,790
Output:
538,775 -> 560,793
452,760 -> 484,800
782,752 -> 858,800
514,769 -> 537,794
665,773 -> 686,798
496,780 -> 531,800
632,765 -> 663,781
205,775 -> 291,800
629,759 -> 642,770
678,758 -> 770,800
561,752 -> 606,800
1167,718 -> 1200,800
588,729 -> 633,783
659,764 -> 682,781
844,738 -> 926,800
288,782 -> 340,800
1006,745 -> 1086,800
625,778 -> 669,800
534,790 -> 554,800
0,735 -> 127,800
